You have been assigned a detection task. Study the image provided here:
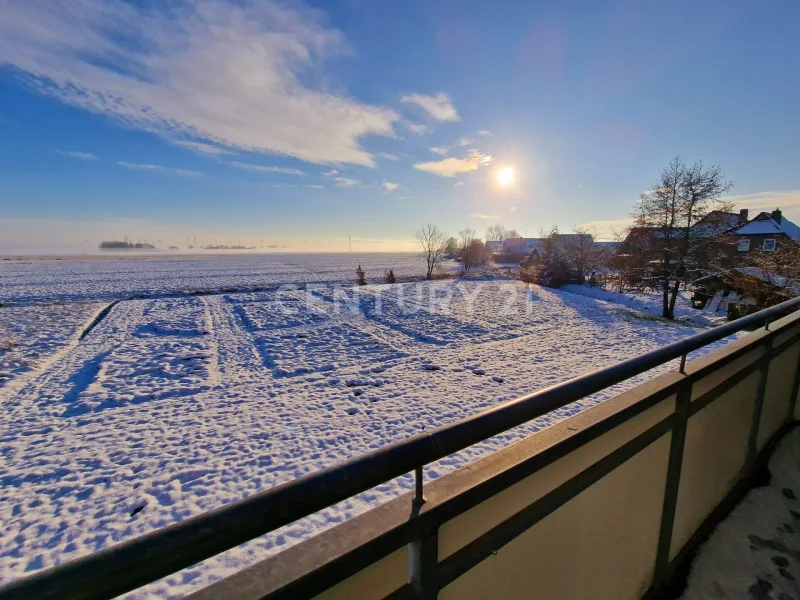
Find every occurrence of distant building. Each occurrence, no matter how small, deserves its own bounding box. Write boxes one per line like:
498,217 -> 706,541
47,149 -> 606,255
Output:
99,240 -> 156,250
485,240 -> 505,254
732,209 -> 800,253
503,237 -> 545,255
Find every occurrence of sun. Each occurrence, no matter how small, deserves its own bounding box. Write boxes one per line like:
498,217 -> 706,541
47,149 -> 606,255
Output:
497,167 -> 514,186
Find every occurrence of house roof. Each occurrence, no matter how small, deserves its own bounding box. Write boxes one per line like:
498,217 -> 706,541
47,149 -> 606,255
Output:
691,211 -> 744,238
734,212 -> 800,244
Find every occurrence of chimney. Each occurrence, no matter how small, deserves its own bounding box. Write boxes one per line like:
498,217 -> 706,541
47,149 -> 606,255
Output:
738,208 -> 749,223
772,208 -> 782,224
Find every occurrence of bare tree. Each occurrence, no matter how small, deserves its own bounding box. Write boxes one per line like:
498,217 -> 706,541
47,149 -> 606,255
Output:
486,225 -> 519,242
458,228 -> 482,272
521,226 -> 570,287
630,156 -> 733,319
415,224 -> 448,280
561,225 -> 603,284
443,236 -> 459,258
463,240 -> 491,272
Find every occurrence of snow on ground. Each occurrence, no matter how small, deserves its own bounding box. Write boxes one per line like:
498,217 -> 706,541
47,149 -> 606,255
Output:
0,253 -> 459,304
562,284 -> 729,327
0,271 -> 737,598
680,427 -> 800,599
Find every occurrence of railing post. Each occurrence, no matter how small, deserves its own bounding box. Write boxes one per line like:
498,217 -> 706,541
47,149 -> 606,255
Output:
788,342 -> 800,422
414,465 -> 426,507
409,464 -> 437,598
747,339 -> 773,467
652,382 -> 692,588
409,529 -> 438,599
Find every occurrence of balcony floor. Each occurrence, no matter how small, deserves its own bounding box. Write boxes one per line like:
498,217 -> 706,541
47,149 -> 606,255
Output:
680,426 -> 800,599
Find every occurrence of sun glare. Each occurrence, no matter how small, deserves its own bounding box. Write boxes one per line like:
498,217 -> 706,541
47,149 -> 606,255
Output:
497,167 -> 514,186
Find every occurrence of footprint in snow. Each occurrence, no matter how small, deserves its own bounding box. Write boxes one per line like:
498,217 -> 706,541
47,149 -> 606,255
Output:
492,376 -> 505,383
422,364 -> 441,371
472,369 -> 486,376
345,407 -> 359,415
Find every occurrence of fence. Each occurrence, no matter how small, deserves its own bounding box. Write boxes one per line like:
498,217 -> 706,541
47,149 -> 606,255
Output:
3,298 -> 800,600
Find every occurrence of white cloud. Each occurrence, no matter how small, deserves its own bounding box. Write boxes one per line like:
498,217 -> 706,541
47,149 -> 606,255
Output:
118,161 -> 202,177
401,92 -> 460,122
407,123 -> 428,135
414,150 -> 492,178
379,152 -> 398,161
469,213 -> 499,220
458,138 -> 475,147
382,182 -> 398,191
173,140 -> 232,156
227,161 -> 305,175
308,184 -> 324,188
453,181 -> 465,187
0,0 -> 398,166
335,177 -> 360,187
510,206 -> 518,213
430,147 -> 448,156
57,150 -> 99,160
478,130 -> 493,136
323,169 -> 339,176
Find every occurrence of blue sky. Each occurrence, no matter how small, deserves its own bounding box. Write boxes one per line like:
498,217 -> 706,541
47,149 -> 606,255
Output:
0,0 -> 798,253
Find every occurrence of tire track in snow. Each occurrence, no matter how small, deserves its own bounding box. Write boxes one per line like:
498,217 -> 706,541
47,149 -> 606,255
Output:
0,301 -> 125,406
0,300 -> 144,421
203,296 -> 267,387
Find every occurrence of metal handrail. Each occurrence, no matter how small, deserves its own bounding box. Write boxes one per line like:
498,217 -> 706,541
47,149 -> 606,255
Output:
3,296 -> 800,600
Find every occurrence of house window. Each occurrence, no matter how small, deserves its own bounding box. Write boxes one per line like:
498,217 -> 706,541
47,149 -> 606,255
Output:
737,239 -> 750,252
763,239 -> 777,252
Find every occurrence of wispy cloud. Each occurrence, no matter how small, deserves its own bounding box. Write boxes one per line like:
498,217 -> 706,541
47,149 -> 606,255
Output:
407,123 -> 428,135
430,147 -> 448,156
382,182 -> 398,191
308,184 -> 324,188
469,213 -> 499,220
227,161 -> 305,175
117,161 -> 202,177
401,92 -> 460,122
453,181 -> 465,187
510,206 -> 518,213
0,0 -> 398,166
458,138 -> 475,147
323,169 -> 339,176
57,150 -> 99,160
173,140 -> 232,156
724,190 -> 800,224
414,150 -> 492,178
335,177 -> 360,187
723,190 -> 800,211
478,130 -> 493,136
379,152 -> 398,161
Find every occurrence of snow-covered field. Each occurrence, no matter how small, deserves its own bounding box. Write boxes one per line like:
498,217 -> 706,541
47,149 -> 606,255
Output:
0,253 -> 457,303
0,257 -> 737,598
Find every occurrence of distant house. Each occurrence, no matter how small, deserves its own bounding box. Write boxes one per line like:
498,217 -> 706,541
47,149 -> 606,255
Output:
485,240 -> 505,254
503,237 -> 545,255
731,209 -> 800,254
617,209 -> 748,252
691,209 -> 749,237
